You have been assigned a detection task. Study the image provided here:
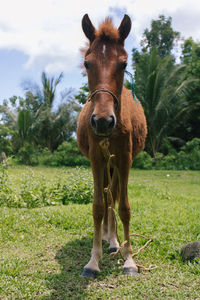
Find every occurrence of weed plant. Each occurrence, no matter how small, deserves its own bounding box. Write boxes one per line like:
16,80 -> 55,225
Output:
0,164 -> 93,208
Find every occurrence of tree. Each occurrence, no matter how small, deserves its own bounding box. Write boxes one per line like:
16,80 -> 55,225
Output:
141,15 -> 180,58
17,109 -> 32,146
23,72 -> 80,151
132,48 -> 197,156
176,38 -> 200,141
0,124 -> 13,155
0,97 -> 22,152
0,72 -> 81,154
75,83 -> 89,105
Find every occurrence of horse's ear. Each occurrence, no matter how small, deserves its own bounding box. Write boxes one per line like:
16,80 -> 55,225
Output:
82,14 -> 96,43
118,14 -> 131,43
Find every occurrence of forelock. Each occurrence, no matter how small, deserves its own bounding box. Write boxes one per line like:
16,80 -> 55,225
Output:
96,17 -> 119,41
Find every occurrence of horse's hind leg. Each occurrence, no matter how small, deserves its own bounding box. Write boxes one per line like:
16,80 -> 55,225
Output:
108,168 -> 119,252
102,171 -> 109,242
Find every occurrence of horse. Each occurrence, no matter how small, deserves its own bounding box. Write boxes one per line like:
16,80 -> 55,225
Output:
77,14 -> 147,278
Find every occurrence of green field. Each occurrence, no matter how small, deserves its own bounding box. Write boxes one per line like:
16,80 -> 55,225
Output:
0,167 -> 200,299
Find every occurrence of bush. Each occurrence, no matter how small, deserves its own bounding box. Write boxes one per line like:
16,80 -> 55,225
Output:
133,138 -> 200,170
133,151 -> 153,169
155,154 -> 177,170
176,138 -> 200,170
40,140 -> 90,167
10,138 -> 200,170
17,143 -> 39,166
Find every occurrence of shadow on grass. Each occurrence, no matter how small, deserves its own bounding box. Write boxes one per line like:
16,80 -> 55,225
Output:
44,237 -> 122,299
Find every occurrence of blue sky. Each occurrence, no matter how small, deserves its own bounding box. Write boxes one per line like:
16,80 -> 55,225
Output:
1,0 -> 200,104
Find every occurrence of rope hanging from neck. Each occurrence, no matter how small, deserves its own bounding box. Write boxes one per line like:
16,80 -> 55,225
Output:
99,138 -> 158,272
125,70 -> 140,104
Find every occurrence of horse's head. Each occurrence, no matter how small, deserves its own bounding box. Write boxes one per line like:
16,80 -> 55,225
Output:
82,14 -> 131,137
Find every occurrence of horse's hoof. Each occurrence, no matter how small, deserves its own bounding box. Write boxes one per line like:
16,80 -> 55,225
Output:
109,247 -> 118,253
81,268 -> 99,279
123,267 -> 139,276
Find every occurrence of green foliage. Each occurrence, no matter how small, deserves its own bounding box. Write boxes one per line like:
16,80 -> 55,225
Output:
0,124 -> 13,155
134,138 -> 200,170
176,38 -> 200,143
141,15 -> 180,57
175,138 -> 200,170
182,38 -> 200,76
0,165 -> 93,208
58,170 -> 93,205
0,72 -> 80,154
132,48 -> 197,156
17,143 -> 39,166
40,139 -> 90,167
132,16 -> 199,155
22,72 -> 80,151
17,109 -> 32,145
75,82 -> 89,104
133,151 -> 153,169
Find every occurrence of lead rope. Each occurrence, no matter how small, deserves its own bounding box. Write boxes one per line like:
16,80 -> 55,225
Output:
99,139 -> 125,261
99,138 -> 158,272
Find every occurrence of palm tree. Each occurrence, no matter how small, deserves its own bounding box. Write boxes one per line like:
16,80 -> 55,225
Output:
17,109 -> 32,146
23,72 -> 80,151
133,48 -> 197,156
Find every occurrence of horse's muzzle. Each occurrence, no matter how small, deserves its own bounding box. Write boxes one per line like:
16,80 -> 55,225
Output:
90,114 -> 116,137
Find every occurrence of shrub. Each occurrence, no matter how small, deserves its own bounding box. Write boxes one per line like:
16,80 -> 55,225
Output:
133,138 -> 200,170
133,151 -> 153,169
155,154 -> 177,170
17,143 -> 39,166
176,138 -> 200,170
41,140 -> 90,167
154,138 -> 200,170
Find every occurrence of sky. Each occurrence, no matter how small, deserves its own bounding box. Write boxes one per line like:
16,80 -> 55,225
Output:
0,0 -> 200,104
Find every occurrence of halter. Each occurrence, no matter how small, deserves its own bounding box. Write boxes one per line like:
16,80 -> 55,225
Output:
87,88 -> 119,110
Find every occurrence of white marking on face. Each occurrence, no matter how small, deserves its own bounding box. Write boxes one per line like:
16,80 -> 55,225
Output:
102,44 -> 106,56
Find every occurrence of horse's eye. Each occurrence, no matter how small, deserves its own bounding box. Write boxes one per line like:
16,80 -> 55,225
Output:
84,61 -> 90,70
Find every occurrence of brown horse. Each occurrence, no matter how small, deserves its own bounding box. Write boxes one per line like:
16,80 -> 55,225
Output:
77,14 -> 147,278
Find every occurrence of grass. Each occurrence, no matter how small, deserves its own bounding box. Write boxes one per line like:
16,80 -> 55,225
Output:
0,166 -> 200,299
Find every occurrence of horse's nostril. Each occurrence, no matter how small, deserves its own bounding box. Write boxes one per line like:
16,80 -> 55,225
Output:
90,114 -> 116,135
91,114 -> 97,128
108,115 -> 115,129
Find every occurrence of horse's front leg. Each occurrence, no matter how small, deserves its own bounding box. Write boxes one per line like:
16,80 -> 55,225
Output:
81,161 -> 104,279
118,160 -> 138,276
102,168 -> 120,253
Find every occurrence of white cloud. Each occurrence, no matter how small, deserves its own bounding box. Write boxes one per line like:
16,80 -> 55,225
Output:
0,0 -> 200,74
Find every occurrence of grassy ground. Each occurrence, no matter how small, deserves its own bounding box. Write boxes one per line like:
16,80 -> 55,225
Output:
0,167 -> 200,299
